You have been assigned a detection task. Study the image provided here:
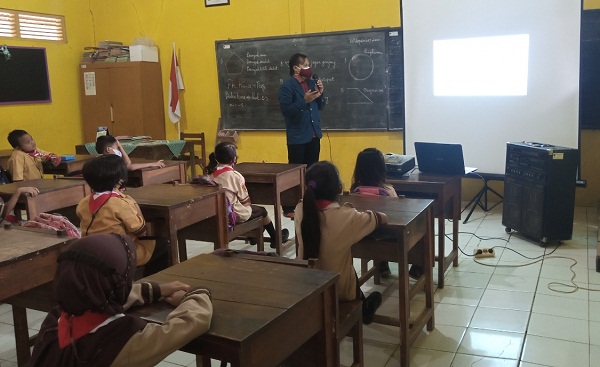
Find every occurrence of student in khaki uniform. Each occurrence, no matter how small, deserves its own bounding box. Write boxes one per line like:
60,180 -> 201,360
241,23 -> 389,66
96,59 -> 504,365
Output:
95,135 -> 165,171
6,129 -> 61,181
30,233 -> 213,366
294,160 -> 386,325
205,142 -> 289,248
76,154 -> 168,276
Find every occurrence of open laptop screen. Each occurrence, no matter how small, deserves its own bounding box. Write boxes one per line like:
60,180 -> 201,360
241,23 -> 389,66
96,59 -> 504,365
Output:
414,142 -> 476,175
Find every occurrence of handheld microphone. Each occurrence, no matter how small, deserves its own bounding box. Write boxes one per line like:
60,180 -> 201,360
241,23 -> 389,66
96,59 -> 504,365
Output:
312,74 -> 320,92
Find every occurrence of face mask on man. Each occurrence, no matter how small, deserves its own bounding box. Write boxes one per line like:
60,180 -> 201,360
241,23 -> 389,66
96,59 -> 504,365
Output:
298,66 -> 313,79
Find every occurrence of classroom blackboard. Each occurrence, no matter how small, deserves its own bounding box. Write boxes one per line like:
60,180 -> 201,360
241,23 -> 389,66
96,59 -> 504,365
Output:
580,9 -> 600,129
0,47 -> 51,105
215,28 -> 404,131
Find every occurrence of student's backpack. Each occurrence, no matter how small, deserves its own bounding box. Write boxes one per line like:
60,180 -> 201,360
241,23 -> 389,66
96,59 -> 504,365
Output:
0,166 -> 12,184
23,213 -> 81,238
190,175 -> 237,232
351,186 -> 391,197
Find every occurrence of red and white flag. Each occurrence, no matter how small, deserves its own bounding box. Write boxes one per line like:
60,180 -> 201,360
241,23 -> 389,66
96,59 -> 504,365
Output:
168,43 -> 185,124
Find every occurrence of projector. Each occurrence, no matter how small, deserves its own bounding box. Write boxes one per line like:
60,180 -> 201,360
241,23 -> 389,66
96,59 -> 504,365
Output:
384,153 -> 415,177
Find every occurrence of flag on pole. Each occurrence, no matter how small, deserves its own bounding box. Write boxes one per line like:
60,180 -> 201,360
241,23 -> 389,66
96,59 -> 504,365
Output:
168,43 -> 185,124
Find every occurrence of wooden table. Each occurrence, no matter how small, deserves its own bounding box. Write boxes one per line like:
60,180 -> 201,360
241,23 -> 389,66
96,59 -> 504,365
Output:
41,155 -> 94,176
0,226 -> 75,365
126,184 -> 227,265
340,194 -> 435,367
76,140 -> 193,161
44,156 -> 187,187
132,253 -> 339,367
235,162 -> 306,254
0,178 -> 91,220
126,159 -> 187,187
387,170 -> 461,288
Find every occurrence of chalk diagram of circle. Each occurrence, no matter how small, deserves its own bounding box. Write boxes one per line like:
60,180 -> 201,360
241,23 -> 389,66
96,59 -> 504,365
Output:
348,54 -> 374,81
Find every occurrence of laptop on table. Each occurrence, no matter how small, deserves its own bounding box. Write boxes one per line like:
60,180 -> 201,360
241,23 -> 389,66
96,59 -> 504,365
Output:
414,142 -> 477,175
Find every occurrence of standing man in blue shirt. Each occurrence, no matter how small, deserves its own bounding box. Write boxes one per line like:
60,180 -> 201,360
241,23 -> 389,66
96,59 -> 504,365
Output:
279,53 -> 325,218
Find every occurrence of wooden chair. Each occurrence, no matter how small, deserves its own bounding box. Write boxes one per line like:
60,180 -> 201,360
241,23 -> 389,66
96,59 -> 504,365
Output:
176,216 -> 265,261
202,252 -> 364,367
179,132 -> 207,179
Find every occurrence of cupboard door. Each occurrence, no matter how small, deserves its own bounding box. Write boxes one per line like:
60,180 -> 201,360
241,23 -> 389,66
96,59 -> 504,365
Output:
80,67 -> 112,142
109,66 -> 142,138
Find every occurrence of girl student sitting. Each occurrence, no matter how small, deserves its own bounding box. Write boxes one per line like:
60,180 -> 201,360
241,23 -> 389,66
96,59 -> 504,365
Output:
350,147 -> 424,280
30,233 -> 213,366
76,154 -> 169,276
294,160 -> 386,324
205,142 -> 289,248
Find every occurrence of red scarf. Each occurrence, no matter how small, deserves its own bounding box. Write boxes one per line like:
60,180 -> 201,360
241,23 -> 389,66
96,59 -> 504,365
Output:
26,150 -> 43,158
58,311 -> 111,349
315,199 -> 334,210
213,166 -> 234,178
89,191 -> 122,214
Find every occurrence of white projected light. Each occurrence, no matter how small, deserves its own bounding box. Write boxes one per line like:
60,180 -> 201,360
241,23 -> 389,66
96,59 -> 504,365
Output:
433,34 -> 529,96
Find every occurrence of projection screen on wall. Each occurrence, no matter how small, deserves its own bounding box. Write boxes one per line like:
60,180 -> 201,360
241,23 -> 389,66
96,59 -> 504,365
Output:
401,0 -> 581,175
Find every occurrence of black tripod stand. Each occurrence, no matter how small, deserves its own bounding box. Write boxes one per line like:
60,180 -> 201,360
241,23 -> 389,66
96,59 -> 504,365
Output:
463,172 -> 504,224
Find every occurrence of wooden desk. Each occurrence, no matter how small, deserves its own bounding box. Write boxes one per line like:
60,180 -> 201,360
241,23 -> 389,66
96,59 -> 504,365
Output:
127,184 -> 227,264
0,226 -> 75,365
0,178 -> 91,220
41,155 -> 94,176
76,140 -> 193,161
46,156 -> 187,187
387,170 -> 461,288
126,159 -> 187,187
132,253 -> 339,367
340,194 -> 435,367
235,162 -> 306,254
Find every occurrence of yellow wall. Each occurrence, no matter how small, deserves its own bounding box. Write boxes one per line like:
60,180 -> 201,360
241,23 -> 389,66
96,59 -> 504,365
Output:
1,0 -> 599,206
0,1 -> 92,154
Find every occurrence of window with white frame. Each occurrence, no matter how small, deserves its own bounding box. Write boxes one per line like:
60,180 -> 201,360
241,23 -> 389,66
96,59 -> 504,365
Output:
0,9 -> 65,43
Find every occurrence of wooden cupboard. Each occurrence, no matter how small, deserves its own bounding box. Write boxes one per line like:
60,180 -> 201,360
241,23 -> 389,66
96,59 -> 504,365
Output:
79,62 -> 166,142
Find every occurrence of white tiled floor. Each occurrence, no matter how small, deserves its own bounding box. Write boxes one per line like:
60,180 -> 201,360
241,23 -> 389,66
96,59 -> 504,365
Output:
1,202 -> 599,367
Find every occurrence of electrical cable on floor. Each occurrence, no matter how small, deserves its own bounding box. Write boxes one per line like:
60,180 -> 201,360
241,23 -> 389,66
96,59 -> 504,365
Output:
445,230 -> 600,293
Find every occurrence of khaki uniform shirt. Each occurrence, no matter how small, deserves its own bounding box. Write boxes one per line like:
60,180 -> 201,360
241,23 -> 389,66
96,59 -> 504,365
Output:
7,148 -> 49,181
77,194 -> 154,265
295,201 -> 381,301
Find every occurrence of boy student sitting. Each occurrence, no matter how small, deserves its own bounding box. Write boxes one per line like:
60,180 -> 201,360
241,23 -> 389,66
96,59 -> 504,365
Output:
76,154 -> 168,276
95,135 -> 165,171
6,129 -> 61,181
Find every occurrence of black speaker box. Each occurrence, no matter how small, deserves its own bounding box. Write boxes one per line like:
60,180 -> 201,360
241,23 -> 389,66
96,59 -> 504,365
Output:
502,142 -> 579,243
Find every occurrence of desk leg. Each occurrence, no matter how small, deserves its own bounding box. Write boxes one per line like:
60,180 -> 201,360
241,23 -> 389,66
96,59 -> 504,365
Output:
398,242 -> 410,367
318,282 -> 338,367
167,219 -> 179,265
13,306 -> 31,366
437,214 -> 445,288
425,208 -> 435,331
273,186 -> 282,255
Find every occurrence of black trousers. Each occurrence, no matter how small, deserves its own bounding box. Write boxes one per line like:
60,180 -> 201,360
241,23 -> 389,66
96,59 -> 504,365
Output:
285,138 -> 320,214
287,137 -> 321,167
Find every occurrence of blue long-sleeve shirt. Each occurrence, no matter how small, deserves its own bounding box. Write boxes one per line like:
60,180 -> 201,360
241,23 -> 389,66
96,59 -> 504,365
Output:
278,77 -> 325,145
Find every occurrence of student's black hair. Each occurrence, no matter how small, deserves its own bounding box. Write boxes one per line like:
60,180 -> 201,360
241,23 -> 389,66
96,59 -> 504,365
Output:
350,148 -> 387,191
288,53 -> 307,76
205,142 -> 237,175
95,135 -> 118,155
82,154 -> 128,193
301,161 -> 342,260
7,130 -> 28,148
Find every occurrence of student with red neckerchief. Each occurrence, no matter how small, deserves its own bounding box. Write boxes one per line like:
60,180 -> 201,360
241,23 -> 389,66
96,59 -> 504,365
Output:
6,129 -> 61,181
294,161 -> 386,325
205,142 -> 289,248
76,154 -> 168,276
